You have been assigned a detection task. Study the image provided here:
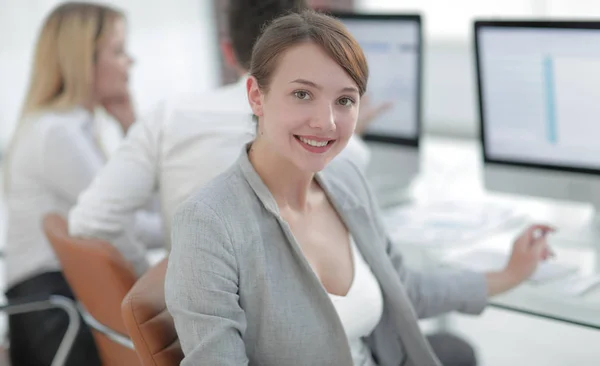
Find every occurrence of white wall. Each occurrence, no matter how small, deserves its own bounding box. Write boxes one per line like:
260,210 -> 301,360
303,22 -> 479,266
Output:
0,0 -> 219,152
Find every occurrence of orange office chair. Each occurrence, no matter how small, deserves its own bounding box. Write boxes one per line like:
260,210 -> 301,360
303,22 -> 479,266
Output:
122,258 -> 183,366
43,213 -> 140,366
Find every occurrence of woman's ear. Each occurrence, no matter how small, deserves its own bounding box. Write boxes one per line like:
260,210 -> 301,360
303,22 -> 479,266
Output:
246,76 -> 264,118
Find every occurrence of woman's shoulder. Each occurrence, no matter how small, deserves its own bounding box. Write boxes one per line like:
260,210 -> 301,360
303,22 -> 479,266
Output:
10,108 -> 88,158
23,107 -> 92,142
31,107 -> 90,127
169,164 -> 261,259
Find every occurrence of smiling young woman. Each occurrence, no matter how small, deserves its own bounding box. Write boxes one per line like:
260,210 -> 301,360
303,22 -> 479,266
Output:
166,9 -> 555,366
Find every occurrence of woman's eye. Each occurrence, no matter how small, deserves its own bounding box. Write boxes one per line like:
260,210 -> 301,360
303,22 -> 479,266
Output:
294,91 -> 310,100
338,97 -> 354,106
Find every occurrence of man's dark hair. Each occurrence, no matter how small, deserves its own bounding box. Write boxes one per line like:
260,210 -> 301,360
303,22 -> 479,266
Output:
228,0 -> 308,70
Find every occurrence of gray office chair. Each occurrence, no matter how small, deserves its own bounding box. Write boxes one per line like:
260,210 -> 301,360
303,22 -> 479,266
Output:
0,294 -> 80,366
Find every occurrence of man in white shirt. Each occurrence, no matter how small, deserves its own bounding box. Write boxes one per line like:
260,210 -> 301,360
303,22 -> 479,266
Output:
69,0 -> 378,246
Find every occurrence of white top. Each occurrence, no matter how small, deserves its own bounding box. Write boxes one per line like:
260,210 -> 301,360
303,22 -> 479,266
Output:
4,107 -> 158,288
328,236 -> 383,366
69,77 -> 372,247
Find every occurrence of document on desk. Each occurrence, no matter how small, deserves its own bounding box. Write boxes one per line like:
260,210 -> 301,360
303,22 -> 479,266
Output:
547,274 -> 600,296
442,249 -> 578,284
382,201 -> 522,248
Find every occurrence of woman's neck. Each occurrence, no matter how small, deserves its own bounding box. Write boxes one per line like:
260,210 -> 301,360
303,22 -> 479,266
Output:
81,95 -> 97,113
248,139 -> 316,212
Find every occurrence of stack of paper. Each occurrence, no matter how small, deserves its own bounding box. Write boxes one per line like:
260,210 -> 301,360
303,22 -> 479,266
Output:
383,201 -> 522,248
548,273 -> 600,296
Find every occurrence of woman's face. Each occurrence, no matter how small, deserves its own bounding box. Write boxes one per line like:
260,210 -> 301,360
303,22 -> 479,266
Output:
94,18 -> 133,101
247,42 -> 360,173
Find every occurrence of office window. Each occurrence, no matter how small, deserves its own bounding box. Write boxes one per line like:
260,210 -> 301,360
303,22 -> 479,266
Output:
358,0 -> 537,40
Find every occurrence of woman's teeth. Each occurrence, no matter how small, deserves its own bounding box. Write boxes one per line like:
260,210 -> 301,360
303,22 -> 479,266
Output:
298,136 -> 329,147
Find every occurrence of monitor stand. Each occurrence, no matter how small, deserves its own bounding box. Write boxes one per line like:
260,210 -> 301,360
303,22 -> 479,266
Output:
364,142 -> 420,209
546,204 -> 600,250
576,212 -> 600,246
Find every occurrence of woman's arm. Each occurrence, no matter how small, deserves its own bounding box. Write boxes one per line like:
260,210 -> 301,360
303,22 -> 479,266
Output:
383,236 -> 488,318
166,199 -> 249,365
354,159 -> 552,318
344,160 -> 488,319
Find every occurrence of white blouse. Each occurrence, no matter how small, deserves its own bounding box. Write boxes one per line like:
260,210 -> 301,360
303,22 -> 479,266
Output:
4,107 -> 157,288
328,236 -> 384,366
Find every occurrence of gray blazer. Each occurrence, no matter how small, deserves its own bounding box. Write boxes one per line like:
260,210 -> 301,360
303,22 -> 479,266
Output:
165,148 -> 488,366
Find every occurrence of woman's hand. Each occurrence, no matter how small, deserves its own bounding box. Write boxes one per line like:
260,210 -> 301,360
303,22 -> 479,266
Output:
102,93 -> 136,133
486,224 -> 555,296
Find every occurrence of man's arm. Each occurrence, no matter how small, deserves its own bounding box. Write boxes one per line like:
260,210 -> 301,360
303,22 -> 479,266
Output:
43,121 -> 150,276
134,204 -> 165,249
69,103 -> 168,245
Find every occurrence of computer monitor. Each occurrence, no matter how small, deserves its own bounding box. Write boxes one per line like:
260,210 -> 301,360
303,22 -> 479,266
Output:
475,20 -> 600,212
334,13 -> 423,206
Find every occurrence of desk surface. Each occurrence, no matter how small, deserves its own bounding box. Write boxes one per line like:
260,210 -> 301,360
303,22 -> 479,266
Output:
389,136 -> 600,330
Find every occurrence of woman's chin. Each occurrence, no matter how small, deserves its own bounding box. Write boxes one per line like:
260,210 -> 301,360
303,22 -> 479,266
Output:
295,157 -> 332,174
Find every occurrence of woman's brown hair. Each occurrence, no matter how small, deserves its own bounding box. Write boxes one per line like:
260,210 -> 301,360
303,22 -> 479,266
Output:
249,9 -> 368,96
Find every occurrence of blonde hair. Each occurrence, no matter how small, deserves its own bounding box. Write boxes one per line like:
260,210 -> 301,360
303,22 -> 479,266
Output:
22,2 -> 124,115
4,2 -> 124,190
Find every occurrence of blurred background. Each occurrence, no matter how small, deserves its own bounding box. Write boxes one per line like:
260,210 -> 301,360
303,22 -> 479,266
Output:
3,0 -> 600,155
2,1 -> 600,365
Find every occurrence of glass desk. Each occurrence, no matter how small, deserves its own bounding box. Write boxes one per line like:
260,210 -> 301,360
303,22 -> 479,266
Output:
385,136 -> 600,330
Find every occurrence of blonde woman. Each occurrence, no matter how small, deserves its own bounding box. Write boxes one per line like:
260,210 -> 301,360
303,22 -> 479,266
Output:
3,3 -> 154,365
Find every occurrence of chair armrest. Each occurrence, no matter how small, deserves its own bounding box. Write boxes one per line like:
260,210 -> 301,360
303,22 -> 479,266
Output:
0,295 -> 80,366
77,303 -> 135,350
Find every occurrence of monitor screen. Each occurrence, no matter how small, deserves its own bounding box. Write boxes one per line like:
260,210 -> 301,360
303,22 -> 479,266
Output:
476,22 -> 600,173
336,14 -> 422,145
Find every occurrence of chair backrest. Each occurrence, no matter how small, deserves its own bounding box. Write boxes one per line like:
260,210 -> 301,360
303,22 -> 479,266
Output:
122,258 -> 183,366
43,213 -> 140,366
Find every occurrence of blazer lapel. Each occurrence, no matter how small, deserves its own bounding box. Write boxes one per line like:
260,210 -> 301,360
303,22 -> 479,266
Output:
317,174 -> 441,366
238,151 -> 355,365
239,148 -> 440,366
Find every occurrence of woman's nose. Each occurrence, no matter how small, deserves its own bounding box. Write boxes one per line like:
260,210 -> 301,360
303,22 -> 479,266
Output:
309,102 -> 335,131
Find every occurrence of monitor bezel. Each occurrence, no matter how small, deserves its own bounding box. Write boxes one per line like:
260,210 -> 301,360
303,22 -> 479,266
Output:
474,20 -> 600,176
331,12 -> 423,148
